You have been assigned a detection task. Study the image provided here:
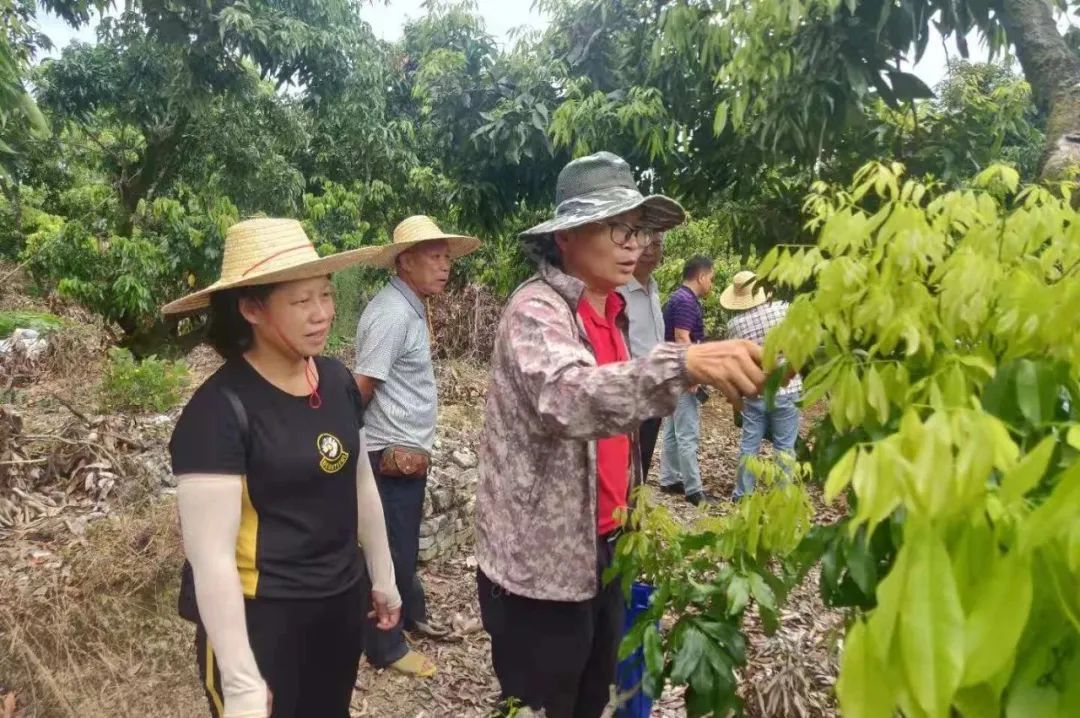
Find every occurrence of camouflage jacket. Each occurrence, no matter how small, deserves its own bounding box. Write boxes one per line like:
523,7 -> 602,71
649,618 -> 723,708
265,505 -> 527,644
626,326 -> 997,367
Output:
475,262 -> 690,601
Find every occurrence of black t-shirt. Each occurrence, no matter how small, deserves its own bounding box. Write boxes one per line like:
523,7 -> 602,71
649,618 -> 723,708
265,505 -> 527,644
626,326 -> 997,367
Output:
169,356 -> 365,599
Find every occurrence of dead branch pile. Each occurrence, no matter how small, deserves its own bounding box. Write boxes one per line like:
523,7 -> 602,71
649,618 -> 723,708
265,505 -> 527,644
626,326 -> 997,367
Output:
0,403 -> 172,536
428,283 -> 503,362
0,341 -> 40,394
433,360 -> 489,407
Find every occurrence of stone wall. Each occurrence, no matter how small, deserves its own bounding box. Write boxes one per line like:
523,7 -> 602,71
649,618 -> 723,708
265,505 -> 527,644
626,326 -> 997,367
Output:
418,435 -> 478,563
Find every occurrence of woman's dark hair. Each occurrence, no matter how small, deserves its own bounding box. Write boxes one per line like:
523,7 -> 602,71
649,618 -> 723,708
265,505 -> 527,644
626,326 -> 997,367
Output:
682,255 -> 715,281
521,233 -> 563,268
206,283 -> 279,359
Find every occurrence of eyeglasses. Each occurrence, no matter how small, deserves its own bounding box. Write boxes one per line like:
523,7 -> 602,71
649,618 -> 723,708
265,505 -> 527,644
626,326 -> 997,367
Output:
605,221 -> 659,249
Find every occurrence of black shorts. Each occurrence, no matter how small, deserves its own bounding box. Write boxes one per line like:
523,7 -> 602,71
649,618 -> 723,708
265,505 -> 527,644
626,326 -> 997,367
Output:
196,579 -> 365,718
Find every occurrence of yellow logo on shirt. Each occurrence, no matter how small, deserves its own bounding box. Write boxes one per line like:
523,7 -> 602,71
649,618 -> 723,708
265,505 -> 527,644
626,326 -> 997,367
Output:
316,433 -> 349,474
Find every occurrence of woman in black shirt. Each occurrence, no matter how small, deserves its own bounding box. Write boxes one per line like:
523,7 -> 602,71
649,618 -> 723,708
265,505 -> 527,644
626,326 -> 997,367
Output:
164,218 -> 398,718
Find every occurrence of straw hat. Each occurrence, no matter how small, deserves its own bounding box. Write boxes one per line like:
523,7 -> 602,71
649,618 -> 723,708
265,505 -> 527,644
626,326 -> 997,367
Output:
719,270 -> 769,311
161,218 -> 372,317
355,215 -> 481,270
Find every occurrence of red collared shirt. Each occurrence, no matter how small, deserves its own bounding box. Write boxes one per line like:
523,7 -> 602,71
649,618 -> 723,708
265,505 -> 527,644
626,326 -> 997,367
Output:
577,293 -> 631,536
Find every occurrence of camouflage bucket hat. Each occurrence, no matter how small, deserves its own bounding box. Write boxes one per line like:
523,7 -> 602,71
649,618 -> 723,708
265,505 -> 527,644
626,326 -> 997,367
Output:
520,151 -> 686,238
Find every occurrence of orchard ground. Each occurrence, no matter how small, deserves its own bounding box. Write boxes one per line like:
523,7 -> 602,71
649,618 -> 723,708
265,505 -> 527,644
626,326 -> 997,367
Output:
0,279 -> 842,718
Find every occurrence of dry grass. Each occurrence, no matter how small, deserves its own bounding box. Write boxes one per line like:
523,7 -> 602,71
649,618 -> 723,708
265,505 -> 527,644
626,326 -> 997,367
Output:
0,496 -> 204,718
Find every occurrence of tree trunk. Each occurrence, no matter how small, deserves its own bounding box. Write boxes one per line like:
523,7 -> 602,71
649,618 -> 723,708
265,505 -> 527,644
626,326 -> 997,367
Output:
116,113 -> 190,236
1000,0 -> 1080,184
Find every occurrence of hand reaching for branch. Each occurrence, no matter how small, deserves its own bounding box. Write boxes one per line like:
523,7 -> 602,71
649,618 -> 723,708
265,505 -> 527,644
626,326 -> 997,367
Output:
685,339 -> 766,410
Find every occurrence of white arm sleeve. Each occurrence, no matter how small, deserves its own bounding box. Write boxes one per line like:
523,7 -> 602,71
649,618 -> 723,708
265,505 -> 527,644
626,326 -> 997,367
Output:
355,430 -> 401,607
177,475 -> 268,718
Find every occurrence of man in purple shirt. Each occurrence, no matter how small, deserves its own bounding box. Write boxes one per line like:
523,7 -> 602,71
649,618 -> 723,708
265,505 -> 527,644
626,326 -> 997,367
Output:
659,255 -> 715,505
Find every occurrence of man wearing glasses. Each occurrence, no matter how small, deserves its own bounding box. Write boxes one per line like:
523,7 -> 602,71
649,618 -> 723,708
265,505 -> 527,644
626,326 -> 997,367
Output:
617,230 -> 666,476
475,151 -> 766,717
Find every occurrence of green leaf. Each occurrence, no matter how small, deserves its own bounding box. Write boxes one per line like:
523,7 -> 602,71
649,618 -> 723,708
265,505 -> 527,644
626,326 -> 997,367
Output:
670,626 -> 707,684
837,620 -> 895,718
712,101 -> 729,135
887,71 -> 935,100
749,572 -> 779,633
962,552 -> 1032,686
643,624 -> 664,676
845,533 -> 877,595
999,435 -> 1055,503
747,573 -> 775,612
1015,359 -> 1055,426
763,364 -> 787,410
825,447 -> 858,502
868,537 -> 907,660
696,618 -> 747,664
726,575 -> 750,615
898,524 -> 965,716
684,674 -> 715,717
618,618 -> 647,661
956,354 -> 995,378
866,366 -> 889,424
641,668 -> 663,699
954,684 -> 1002,718
1020,460 -> 1080,552
1067,425 -> 1080,450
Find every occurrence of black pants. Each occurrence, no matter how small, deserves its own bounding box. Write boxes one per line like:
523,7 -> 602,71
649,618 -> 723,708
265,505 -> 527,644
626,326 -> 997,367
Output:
639,417 -> 662,478
196,579 -> 364,718
362,450 -> 428,667
478,538 -> 624,718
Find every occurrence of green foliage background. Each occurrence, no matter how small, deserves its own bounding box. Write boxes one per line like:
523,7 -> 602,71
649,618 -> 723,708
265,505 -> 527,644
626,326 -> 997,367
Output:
0,0 -> 1052,348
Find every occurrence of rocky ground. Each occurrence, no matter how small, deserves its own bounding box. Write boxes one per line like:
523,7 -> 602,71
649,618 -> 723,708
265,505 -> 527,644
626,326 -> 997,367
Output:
0,288 -> 842,718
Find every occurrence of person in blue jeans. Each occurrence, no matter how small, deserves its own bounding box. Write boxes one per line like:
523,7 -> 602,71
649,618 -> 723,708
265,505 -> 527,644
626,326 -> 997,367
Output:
659,255 -> 715,506
721,271 -> 803,499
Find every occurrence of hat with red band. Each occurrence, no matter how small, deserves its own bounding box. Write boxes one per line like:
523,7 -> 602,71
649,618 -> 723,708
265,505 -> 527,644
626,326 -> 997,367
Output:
161,218 -> 373,317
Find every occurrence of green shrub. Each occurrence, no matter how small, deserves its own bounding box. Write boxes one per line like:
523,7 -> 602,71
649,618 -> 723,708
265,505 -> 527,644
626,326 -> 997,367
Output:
98,348 -> 188,414
328,265 -> 387,348
21,188 -> 238,339
0,310 -> 65,339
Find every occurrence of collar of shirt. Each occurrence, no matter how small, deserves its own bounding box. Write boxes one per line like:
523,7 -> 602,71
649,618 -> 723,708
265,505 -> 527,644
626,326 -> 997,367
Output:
577,292 -> 625,328
623,276 -> 651,294
389,276 -> 426,319
676,284 -> 701,306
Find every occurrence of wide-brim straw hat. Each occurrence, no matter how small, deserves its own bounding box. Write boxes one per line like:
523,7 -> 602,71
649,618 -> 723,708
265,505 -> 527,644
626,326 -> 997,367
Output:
161,218 -> 372,317
520,151 -> 686,238
353,215 -> 481,269
720,270 -> 769,311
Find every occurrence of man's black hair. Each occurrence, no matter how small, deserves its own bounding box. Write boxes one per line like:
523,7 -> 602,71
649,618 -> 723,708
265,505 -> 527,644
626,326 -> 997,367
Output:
682,255 -> 714,281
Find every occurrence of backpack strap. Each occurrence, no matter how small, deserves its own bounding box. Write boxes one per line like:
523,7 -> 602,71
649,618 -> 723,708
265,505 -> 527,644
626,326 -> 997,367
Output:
221,385 -> 251,455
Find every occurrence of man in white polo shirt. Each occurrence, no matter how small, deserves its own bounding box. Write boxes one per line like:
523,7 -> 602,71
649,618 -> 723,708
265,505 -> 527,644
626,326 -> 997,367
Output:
354,216 -> 480,677
617,231 -> 666,475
